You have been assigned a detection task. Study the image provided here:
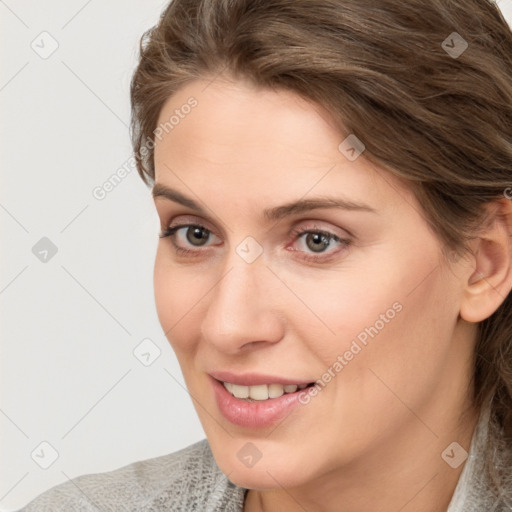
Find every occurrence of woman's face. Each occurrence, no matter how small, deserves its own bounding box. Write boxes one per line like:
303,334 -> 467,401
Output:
152,76 -> 475,489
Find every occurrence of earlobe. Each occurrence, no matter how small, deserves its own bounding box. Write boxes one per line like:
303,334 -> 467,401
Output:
459,198 -> 512,323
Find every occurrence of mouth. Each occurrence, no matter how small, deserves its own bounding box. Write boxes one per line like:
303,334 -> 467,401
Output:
220,380 -> 315,401
209,376 -> 317,428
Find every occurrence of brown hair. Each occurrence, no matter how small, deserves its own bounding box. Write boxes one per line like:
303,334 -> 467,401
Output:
130,0 -> 512,502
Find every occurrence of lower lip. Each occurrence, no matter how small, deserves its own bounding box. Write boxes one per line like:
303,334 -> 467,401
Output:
210,377 -> 307,428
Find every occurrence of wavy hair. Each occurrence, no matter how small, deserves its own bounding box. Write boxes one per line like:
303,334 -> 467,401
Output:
130,0 -> 512,504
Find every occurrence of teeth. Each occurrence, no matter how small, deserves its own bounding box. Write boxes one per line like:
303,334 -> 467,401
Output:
249,385 -> 268,400
231,384 -> 249,399
268,384 -> 284,398
222,381 -> 309,401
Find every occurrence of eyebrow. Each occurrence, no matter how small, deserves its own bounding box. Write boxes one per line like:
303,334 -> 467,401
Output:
152,183 -> 377,222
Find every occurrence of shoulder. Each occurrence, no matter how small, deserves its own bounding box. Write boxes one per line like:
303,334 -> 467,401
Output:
17,439 -> 246,512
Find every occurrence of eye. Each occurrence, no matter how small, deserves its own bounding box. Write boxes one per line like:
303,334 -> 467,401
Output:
289,226 -> 351,261
295,230 -> 338,253
159,224 -> 220,254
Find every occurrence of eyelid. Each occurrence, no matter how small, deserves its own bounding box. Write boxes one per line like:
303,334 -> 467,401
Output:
164,216 -> 350,241
287,224 -> 350,256
166,214 -> 221,237
288,219 -> 352,240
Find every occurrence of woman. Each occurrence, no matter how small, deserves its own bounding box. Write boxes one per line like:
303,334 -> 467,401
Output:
19,0 -> 512,510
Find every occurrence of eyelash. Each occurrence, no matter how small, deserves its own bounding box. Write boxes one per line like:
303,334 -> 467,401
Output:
158,224 -> 351,263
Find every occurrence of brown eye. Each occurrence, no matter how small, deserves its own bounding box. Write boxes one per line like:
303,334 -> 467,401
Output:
185,226 -> 210,246
288,226 -> 351,263
304,232 -> 331,253
159,223 -> 221,254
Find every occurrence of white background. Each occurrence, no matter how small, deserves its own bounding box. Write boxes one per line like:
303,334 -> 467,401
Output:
1,0 -> 511,510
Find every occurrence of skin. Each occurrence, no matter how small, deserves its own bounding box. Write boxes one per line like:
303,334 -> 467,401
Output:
152,75 -> 512,512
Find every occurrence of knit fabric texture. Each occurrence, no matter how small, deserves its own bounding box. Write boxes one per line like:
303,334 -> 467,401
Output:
18,439 -> 246,512
18,401 -> 509,512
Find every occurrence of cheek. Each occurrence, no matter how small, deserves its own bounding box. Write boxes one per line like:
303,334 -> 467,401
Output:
289,244 -> 458,393
278,259 -> 411,363
153,249 -> 210,352
321,258 -> 459,425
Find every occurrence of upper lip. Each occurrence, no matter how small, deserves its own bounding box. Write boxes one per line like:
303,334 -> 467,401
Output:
209,370 -> 314,386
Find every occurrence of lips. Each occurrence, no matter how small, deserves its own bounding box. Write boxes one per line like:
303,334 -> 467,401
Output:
209,374 -> 315,428
208,370 -> 313,387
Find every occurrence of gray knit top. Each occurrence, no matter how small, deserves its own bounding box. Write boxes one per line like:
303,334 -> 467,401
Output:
17,402 -> 509,512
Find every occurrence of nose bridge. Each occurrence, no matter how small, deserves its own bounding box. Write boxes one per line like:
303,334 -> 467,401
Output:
207,250 -> 264,329
216,263 -> 254,320
200,246 -> 282,350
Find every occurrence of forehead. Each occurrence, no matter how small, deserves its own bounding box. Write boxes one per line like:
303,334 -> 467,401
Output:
155,76 -> 338,162
153,77 -> 414,216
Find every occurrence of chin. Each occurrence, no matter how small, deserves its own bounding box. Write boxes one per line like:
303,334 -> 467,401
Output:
211,441 -> 313,490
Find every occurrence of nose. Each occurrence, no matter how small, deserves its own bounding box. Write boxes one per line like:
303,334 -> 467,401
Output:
199,251 -> 285,354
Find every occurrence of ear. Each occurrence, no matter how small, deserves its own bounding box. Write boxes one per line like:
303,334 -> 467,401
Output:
460,197 -> 512,323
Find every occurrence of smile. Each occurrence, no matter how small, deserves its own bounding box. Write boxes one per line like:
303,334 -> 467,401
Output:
222,381 -> 311,401
210,376 -> 317,428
